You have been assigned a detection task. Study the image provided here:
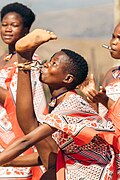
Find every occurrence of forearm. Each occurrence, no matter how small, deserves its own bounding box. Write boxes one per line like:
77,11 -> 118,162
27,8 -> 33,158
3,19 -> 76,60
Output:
5,152 -> 42,167
99,95 -> 109,108
0,136 -> 30,166
99,95 -> 114,110
0,124 -> 55,166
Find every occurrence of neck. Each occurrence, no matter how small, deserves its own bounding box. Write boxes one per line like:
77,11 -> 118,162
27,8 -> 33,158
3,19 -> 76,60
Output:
8,45 -> 15,54
50,87 -> 68,99
48,87 -> 68,108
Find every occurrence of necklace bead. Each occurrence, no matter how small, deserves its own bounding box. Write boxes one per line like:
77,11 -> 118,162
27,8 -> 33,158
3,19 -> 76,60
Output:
4,51 -> 16,61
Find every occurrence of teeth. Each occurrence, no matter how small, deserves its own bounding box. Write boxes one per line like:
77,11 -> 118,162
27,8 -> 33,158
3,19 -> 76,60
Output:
102,44 -> 111,50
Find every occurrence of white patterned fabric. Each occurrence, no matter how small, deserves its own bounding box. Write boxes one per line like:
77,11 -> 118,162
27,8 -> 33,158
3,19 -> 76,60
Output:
38,91 -> 119,180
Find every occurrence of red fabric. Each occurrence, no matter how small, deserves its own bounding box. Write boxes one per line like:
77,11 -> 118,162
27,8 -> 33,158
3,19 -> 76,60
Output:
108,98 -> 120,130
108,98 -> 120,153
3,67 -> 42,180
56,149 -> 65,180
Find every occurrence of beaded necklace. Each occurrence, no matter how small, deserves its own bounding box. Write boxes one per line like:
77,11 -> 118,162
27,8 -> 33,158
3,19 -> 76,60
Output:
4,51 -> 16,61
49,91 -> 67,108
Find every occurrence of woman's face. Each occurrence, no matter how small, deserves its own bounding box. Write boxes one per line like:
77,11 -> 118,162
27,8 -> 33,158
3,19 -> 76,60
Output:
110,24 -> 120,59
1,12 -> 26,45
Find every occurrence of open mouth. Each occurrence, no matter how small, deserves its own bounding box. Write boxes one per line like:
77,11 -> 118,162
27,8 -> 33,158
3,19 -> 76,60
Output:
40,67 -> 47,74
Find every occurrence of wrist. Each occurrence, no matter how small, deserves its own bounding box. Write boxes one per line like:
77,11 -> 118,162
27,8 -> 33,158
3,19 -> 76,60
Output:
101,95 -> 109,108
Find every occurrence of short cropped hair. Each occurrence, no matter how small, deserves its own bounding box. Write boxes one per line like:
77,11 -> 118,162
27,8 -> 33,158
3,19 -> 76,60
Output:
0,2 -> 35,29
61,49 -> 88,89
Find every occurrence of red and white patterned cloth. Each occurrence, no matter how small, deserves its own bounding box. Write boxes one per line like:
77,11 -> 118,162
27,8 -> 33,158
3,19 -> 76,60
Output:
40,91 -> 119,180
99,81 -> 120,118
0,54 -> 47,179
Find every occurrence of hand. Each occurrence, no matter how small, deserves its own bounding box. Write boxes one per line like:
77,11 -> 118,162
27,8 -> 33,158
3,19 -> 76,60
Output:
78,74 -> 96,100
93,86 -> 108,106
87,86 -> 108,107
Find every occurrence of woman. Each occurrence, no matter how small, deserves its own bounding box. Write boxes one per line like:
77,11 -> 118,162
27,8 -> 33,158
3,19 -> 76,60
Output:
0,2 -> 52,180
0,29 -> 118,179
79,23 -> 120,118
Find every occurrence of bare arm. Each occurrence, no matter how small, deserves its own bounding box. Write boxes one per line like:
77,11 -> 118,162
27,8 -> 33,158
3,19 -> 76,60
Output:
0,123 -> 56,166
16,54 -> 58,169
3,152 -> 42,167
15,29 -> 58,170
16,29 -> 57,133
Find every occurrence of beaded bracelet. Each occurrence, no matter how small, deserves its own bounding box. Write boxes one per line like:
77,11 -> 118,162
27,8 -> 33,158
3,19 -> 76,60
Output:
14,60 -> 42,71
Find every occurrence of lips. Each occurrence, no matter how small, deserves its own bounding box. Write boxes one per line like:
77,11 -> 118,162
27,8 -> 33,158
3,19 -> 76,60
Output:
110,49 -> 115,53
3,34 -> 13,39
40,67 -> 47,74
110,46 -> 116,52
4,36 -> 12,39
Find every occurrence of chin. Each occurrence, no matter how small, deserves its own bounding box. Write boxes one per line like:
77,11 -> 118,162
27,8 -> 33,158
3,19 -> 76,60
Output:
39,74 -> 44,83
39,74 -> 42,82
3,40 -> 12,45
110,52 -> 120,59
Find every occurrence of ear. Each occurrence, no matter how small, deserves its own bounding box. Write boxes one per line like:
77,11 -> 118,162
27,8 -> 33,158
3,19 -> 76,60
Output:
63,74 -> 74,84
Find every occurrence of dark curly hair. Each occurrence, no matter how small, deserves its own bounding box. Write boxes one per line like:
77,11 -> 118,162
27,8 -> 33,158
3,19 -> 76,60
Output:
61,49 -> 88,89
0,2 -> 35,30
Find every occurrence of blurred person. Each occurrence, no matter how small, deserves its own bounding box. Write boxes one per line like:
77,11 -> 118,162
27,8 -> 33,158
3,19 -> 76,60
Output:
78,26 -> 120,180
0,2 -> 58,180
0,29 -> 119,179
79,23 -> 120,118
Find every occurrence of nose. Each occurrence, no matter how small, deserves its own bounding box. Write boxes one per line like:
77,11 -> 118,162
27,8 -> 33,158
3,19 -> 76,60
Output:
5,25 -> 12,32
112,38 -> 119,45
43,61 -> 49,68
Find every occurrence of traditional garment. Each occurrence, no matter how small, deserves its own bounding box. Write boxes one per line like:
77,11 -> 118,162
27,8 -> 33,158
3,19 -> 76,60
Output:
39,91 -> 119,180
99,81 -> 120,117
0,54 -> 47,179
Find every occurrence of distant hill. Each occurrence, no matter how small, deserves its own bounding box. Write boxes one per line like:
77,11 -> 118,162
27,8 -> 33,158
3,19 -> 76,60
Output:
33,3 -> 114,38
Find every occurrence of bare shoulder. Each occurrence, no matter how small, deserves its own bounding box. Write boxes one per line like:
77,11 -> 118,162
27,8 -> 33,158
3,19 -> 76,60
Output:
102,66 -> 119,87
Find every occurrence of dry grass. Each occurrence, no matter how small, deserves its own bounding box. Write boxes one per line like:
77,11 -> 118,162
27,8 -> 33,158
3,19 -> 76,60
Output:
0,38 -> 118,101
35,38 -> 117,85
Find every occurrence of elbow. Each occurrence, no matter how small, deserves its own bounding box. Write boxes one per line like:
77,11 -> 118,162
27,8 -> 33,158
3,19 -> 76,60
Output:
17,137 -> 32,153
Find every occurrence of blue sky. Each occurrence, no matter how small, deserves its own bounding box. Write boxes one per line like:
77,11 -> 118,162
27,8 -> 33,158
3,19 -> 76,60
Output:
1,0 -> 114,13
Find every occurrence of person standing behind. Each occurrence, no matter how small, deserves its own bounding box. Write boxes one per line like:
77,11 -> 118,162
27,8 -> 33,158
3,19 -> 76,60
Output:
79,23 -> 120,118
78,23 -> 120,179
0,2 -> 50,180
